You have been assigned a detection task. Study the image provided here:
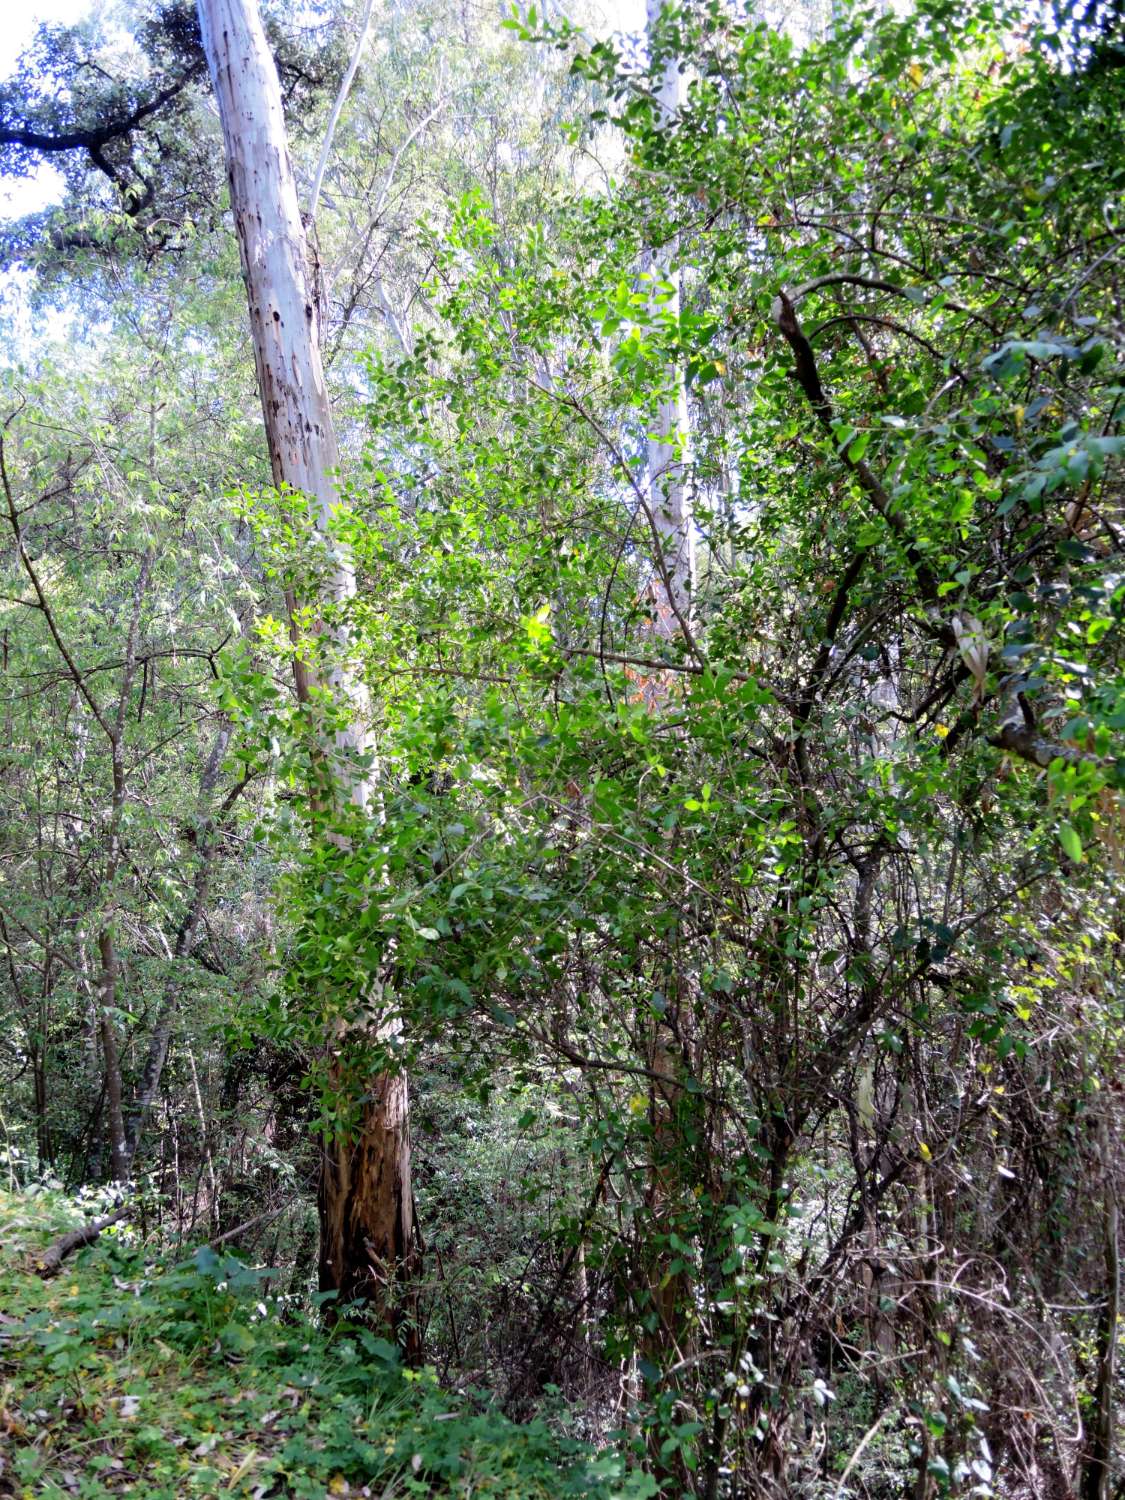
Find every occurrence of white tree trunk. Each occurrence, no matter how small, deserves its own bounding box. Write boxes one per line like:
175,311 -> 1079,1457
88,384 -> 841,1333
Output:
197,0 -> 417,1341
198,0 -> 369,802
198,1 -> 338,517
645,0 -> 694,642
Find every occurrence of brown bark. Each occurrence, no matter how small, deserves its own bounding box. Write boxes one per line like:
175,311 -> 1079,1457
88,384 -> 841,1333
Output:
318,1065 -> 420,1357
990,719 -> 1110,774
642,1028 -> 689,1370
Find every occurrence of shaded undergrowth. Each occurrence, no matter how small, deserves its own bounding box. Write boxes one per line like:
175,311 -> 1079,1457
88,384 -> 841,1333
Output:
0,1189 -> 652,1500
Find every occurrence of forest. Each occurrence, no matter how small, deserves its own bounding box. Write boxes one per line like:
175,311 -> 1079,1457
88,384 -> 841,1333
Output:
0,0 -> 1121,1495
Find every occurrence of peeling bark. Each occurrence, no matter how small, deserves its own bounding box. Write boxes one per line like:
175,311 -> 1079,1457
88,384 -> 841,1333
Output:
318,1051 -> 420,1356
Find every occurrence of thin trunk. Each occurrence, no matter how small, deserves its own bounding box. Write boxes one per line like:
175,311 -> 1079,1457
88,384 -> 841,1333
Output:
0,915 -> 53,1167
97,928 -> 127,1182
1081,1112 -> 1120,1500
5,456 -> 152,1183
187,1044 -> 219,1233
307,0 -> 376,225
36,957 -> 53,1166
197,0 -> 418,1343
635,12 -> 698,1433
635,10 -> 698,1429
124,721 -> 235,1165
98,548 -> 153,1181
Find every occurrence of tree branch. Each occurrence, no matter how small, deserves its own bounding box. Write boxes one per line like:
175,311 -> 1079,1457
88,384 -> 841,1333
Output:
0,429 -> 114,740
33,1202 -> 132,1277
771,288 -> 947,624
990,720 -> 1110,773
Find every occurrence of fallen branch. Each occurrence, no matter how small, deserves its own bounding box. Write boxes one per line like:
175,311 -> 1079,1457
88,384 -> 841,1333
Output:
33,1202 -> 133,1278
204,1203 -> 289,1251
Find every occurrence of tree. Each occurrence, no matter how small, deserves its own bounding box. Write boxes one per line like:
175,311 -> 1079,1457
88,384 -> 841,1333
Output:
196,0 -> 418,1341
0,2 -> 340,275
643,0 -> 694,646
286,0 -> 1123,1486
0,0 -> 1121,1492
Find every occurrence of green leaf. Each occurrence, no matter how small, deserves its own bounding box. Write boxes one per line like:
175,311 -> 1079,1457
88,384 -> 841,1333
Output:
1058,822 -> 1083,862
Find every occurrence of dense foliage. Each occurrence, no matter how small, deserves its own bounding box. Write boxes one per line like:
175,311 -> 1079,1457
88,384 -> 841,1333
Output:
0,0 -> 1121,1496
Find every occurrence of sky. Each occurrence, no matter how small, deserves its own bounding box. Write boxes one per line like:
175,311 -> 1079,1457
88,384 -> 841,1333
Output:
0,0 -> 90,219
0,0 -> 650,224
0,0 -> 89,70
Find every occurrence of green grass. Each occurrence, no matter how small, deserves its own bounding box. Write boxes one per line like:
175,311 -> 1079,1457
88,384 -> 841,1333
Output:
0,1189 -> 654,1500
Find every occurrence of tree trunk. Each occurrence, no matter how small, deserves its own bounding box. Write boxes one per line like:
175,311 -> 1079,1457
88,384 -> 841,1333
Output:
34,1202 -> 133,1278
97,927 -> 128,1183
196,0 -> 418,1343
318,1050 -> 419,1357
1081,1112 -> 1120,1500
634,9 -> 698,1417
644,0 -> 694,644
0,915 -> 54,1167
99,550 -> 153,1182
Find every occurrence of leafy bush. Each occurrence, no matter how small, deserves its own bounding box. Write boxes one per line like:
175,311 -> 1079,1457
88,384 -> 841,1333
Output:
0,1190 -> 654,1499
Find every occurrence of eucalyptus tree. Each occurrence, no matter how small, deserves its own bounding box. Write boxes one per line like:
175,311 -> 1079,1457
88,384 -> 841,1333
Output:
0,0 -> 601,1315
0,0 -> 1120,1492
0,0 -> 342,277
196,0 -> 422,1340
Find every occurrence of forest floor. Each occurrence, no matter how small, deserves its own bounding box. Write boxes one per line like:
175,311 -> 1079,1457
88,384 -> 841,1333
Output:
0,1189 -> 648,1500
